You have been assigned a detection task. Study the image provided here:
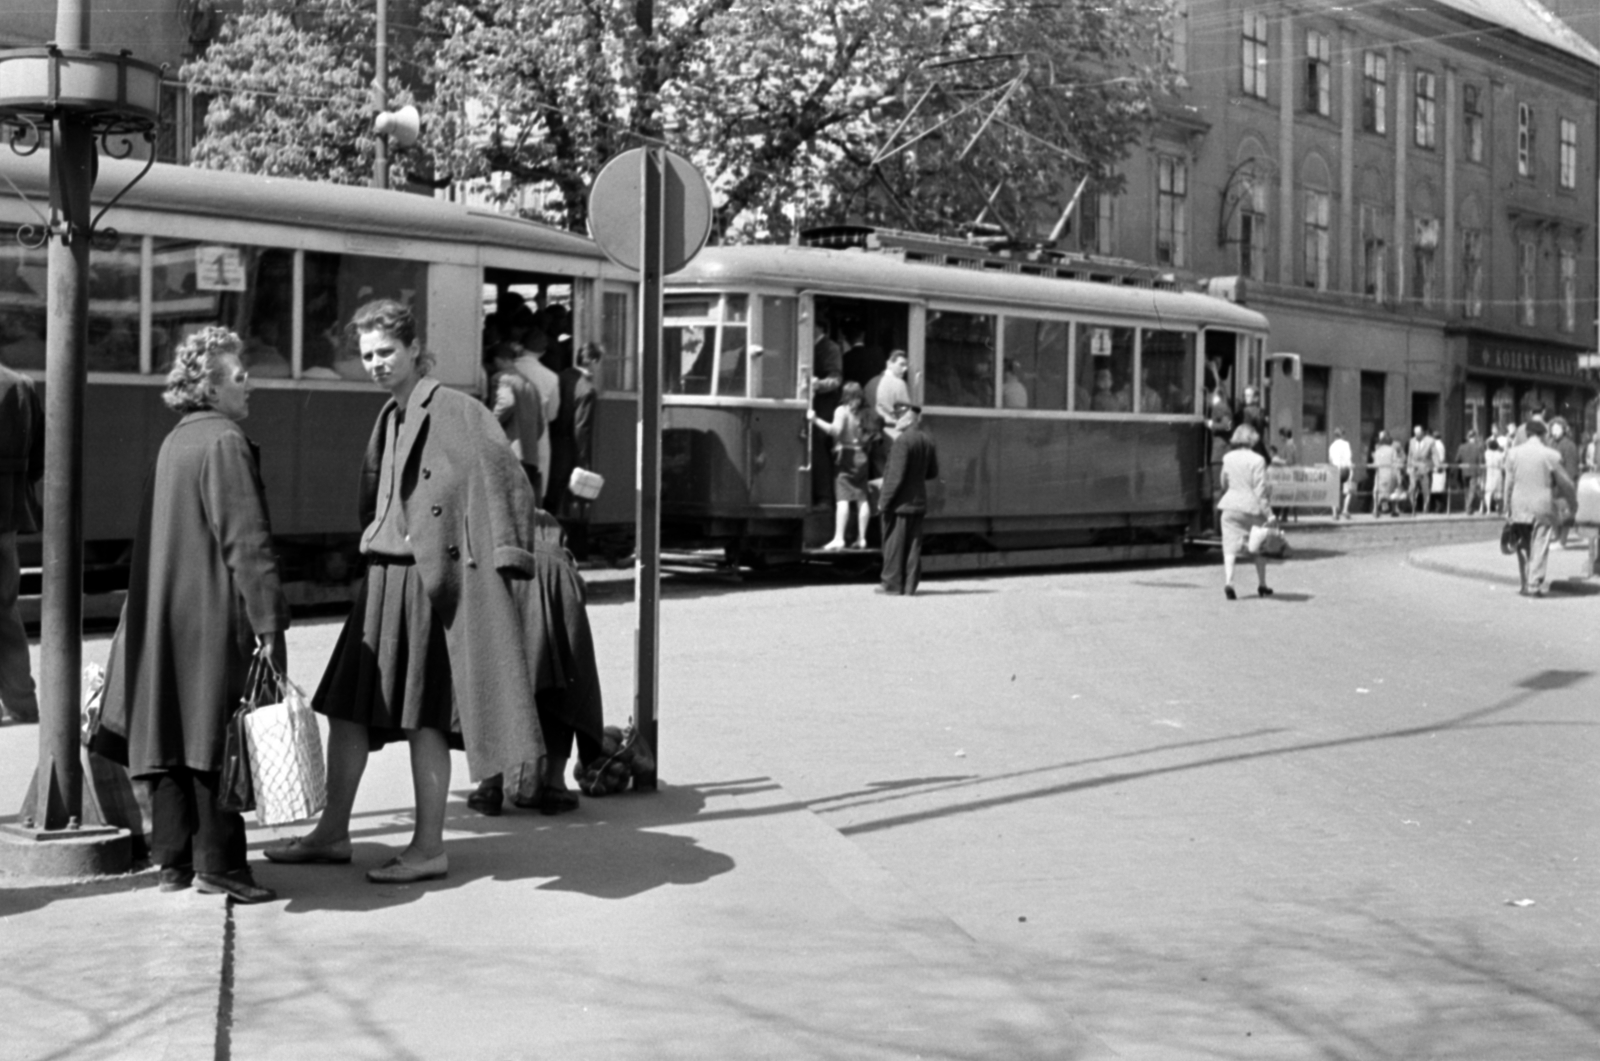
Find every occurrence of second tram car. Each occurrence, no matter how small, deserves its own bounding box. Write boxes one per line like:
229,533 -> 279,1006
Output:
659,228 -> 1272,570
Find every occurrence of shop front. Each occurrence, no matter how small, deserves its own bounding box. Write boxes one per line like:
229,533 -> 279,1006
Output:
1453,330 -> 1593,438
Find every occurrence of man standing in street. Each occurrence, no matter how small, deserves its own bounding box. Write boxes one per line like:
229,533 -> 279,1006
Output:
548,342 -> 602,559
0,356 -> 42,724
1327,427 -> 1353,519
503,305 -> 561,507
1455,429 -> 1484,516
877,403 -> 939,596
1407,426 -> 1431,515
1503,419 -> 1574,597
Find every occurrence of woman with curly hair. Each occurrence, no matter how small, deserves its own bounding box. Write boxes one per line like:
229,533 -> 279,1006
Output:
1217,423 -> 1275,600
94,326 -> 288,904
268,299 -> 558,883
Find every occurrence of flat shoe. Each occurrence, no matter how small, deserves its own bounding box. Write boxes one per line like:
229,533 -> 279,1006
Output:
264,838 -> 353,865
1257,586 -> 1274,597
1224,586 -> 1237,600
366,854 -> 448,884
158,865 -> 194,892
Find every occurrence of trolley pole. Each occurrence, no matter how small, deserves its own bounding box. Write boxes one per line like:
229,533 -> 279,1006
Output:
372,0 -> 387,190
633,147 -> 663,789
34,0 -> 93,835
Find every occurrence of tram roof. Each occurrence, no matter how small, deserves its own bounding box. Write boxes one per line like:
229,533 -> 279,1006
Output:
670,245 -> 1270,331
0,154 -> 606,260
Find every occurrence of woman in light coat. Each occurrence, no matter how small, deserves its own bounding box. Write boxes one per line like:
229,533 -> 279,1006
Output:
1217,424 -> 1275,600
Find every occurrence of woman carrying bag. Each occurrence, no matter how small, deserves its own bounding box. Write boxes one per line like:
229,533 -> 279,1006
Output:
93,327 -> 289,904
1217,424 -> 1276,601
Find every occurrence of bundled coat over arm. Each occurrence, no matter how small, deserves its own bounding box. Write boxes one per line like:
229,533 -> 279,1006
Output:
96,413 -> 289,776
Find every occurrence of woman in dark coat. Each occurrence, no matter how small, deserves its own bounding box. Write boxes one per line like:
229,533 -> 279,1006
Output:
95,326 -> 288,904
267,300 -> 551,884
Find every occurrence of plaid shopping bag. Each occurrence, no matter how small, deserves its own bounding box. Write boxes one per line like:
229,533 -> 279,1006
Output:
242,661 -> 327,826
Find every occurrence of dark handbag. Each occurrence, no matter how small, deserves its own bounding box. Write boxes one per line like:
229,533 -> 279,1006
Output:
1499,522 -> 1519,556
218,655 -> 271,814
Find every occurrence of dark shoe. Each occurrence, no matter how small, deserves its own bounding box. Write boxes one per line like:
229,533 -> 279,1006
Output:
1224,586 -> 1237,601
158,865 -> 194,893
467,785 -> 504,817
264,838 -> 353,865
538,789 -> 579,817
1258,586 -> 1274,597
195,869 -> 277,904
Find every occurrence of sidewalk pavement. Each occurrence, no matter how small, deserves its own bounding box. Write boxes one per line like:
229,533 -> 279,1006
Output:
1407,528 -> 1600,592
0,623 -> 1113,1061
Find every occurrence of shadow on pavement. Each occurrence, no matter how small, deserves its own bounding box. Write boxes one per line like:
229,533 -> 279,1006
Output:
828,669 -> 1592,837
254,782 -> 736,914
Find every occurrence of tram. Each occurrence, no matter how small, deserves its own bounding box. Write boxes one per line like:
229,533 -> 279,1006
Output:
659,227 -> 1272,570
0,155 -> 640,591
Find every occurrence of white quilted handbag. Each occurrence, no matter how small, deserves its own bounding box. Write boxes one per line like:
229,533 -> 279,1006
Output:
243,664 -> 327,826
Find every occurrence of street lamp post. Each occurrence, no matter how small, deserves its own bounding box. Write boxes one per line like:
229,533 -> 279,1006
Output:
0,2 -> 162,876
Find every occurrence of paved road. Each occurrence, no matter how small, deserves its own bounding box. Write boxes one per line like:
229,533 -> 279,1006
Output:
3,539 -> 1596,1059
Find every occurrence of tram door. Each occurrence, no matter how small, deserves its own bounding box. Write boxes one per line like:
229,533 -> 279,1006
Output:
804,293 -> 913,509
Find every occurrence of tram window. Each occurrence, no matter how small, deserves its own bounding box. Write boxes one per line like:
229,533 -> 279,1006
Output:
1075,324 -> 1135,412
88,236 -> 141,373
666,324 -> 712,395
925,310 -> 996,408
601,290 -> 636,392
1138,329 -> 1196,415
302,252 -> 427,380
0,229 -> 47,369
719,295 -> 748,396
1001,317 -> 1069,411
151,239 -> 296,378
757,296 -> 798,399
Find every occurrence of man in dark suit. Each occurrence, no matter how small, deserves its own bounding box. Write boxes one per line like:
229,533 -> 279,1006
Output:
0,358 -> 43,723
548,342 -> 601,557
877,403 -> 939,596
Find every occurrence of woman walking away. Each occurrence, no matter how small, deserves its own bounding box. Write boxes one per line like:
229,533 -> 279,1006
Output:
1217,424 -> 1276,600
1372,431 -> 1403,517
810,380 -> 872,549
93,327 -> 288,904
267,300 -> 548,884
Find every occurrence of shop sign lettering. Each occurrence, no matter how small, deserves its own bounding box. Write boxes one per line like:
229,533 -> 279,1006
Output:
1468,344 -> 1581,380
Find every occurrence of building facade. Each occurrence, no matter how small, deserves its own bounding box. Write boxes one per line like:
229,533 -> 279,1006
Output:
1095,0 -> 1599,468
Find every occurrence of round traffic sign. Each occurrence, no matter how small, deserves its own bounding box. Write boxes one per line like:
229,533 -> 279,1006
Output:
588,147 -> 714,274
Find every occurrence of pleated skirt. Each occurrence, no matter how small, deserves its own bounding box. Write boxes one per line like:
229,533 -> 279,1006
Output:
313,559 -> 462,751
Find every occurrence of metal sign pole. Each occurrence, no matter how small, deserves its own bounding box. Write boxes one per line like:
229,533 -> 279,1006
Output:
633,146 -> 663,789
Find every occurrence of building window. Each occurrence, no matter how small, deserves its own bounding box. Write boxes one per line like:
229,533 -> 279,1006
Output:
1157,156 -> 1188,268
1559,118 -> 1577,189
1561,251 -> 1577,332
1080,192 -> 1114,256
1413,71 -> 1437,149
1363,52 -> 1387,135
1413,217 -> 1438,308
1302,190 -> 1330,291
1461,229 -> 1483,318
1242,12 -> 1269,100
1302,365 -> 1329,435
1518,240 -> 1536,325
1240,183 -> 1267,282
1305,31 -> 1331,116
1362,205 -> 1387,303
1518,103 -> 1535,177
1463,84 -> 1484,163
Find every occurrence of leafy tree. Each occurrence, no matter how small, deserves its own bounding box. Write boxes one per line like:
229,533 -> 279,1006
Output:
424,0 -> 1179,240
180,0 -> 418,187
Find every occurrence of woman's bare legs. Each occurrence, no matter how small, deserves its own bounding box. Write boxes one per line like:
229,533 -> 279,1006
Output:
404,727 -> 451,862
1222,549 -> 1237,589
851,501 -> 870,547
1254,552 -> 1270,590
825,502 -> 848,549
295,716 -> 369,847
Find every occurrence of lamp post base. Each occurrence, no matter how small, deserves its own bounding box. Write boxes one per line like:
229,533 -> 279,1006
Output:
0,824 -> 131,878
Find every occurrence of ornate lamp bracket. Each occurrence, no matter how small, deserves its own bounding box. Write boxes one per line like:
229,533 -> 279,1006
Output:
0,45 -> 165,250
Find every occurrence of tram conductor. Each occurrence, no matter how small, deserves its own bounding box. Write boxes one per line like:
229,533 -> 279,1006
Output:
877,403 -> 939,596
